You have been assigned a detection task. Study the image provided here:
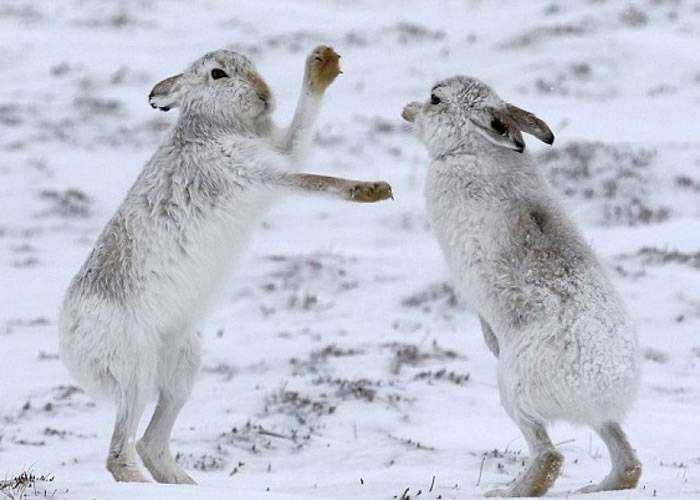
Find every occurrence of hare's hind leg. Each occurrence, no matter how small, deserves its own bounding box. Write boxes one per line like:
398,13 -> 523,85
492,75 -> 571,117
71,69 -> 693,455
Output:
137,335 -> 200,484
577,422 -> 641,493
486,419 -> 563,497
106,382 -> 150,482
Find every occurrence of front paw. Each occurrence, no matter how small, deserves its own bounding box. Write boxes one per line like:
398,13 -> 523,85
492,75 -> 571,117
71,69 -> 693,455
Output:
347,181 -> 393,203
307,45 -> 341,94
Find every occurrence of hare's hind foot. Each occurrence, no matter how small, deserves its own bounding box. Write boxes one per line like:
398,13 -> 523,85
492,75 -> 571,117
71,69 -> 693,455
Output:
348,181 -> 393,203
576,462 -> 641,493
485,449 -> 563,497
486,419 -> 562,497
307,45 -> 341,94
576,422 -> 641,493
106,452 -> 149,483
136,440 -> 196,484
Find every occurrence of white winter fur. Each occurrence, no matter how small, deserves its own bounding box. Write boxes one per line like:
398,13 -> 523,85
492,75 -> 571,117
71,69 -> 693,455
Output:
403,76 -> 641,497
59,46 -> 391,484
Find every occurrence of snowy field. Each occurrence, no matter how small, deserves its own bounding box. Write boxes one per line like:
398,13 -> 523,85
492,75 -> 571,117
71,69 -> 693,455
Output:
1,0 -> 699,498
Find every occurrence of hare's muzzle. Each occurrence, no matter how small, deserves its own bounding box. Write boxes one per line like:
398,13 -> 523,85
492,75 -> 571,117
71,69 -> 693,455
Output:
148,73 -> 183,112
401,102 -> 420,123
245,71 -> 272,111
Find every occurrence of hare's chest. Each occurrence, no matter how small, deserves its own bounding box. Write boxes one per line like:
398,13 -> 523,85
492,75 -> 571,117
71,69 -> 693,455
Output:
145,187 -> 272,321
177,186 -> 270,275
136,160 -> 272,308
425,163 -> 492,250
425,166 -> 496,305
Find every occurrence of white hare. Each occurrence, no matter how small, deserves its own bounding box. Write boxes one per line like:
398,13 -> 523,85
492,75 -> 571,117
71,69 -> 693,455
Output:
402,76 -> 641,497
59,46 -> 392,484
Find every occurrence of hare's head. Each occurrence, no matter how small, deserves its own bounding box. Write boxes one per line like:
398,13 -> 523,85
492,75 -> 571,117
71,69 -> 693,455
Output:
148,49 -> 273,132
402,76 -> 554,156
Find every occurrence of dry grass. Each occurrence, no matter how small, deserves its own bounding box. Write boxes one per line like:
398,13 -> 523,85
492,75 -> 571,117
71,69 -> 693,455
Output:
0,471 -> 55,500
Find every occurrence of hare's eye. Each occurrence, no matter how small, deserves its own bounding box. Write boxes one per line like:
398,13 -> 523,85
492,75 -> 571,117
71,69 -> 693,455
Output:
211,68 -> 228,80
491,118 -> 507,136
430,94 -> 441,105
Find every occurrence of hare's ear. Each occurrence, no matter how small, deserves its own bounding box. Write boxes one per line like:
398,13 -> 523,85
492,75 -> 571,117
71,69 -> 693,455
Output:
470,107 -> 526,153
506,103 -> 554,145
148,73 -> 184,112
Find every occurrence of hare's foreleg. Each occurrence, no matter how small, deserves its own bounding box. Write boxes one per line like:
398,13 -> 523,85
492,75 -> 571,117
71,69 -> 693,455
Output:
271,172 -> 393,203
486,419 -> 563,497
137,335 -> 200,484
275,45 -> 341,155
106,383 -> 150,482
577,422 -> 641,493
479,315 -> 500,357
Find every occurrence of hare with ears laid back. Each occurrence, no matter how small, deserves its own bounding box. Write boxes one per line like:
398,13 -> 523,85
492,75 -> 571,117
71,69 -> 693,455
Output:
402,77 -> 641,497
59,46 -> 392,484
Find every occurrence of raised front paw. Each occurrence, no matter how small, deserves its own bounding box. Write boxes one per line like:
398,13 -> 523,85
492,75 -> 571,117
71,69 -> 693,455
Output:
347,181 -> 393,203
307,45 -> 341,94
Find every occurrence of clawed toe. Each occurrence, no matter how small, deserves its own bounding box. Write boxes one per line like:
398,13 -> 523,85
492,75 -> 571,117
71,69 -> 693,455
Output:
136,440 -> 196,484
576,483 -> 600,494
484,449 -> 562,498
107,459 -> 149,483
484,487 -> 511,497
575,461 -> 641,494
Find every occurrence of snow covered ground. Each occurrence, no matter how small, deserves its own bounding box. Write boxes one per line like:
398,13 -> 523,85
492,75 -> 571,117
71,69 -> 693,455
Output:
1,0 -> 699,498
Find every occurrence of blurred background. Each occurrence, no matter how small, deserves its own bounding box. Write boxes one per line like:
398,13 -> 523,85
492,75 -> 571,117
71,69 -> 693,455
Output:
0,1 -> 698,498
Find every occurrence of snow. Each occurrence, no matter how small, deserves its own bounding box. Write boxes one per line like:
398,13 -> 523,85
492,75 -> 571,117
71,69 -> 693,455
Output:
1,0 -> 699,498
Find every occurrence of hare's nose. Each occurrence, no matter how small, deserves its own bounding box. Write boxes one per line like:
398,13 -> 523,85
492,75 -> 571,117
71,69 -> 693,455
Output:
245,71 -> 271,104
401,102 -> 420,123
255,85 -> 271,105
256,89 -> 273,111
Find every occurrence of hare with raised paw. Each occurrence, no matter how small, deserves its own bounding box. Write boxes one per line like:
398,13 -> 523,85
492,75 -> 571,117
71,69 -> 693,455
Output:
59,46 -> 392,484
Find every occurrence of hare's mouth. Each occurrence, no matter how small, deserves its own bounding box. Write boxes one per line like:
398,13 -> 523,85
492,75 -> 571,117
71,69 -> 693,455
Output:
148,93 -> 173,112
255,88 -> 274,112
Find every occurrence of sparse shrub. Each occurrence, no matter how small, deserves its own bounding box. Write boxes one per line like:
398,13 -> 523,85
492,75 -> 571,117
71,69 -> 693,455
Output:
644,347 -> 669,364
38,189 -> 91,218
537,141 -> 670,226
0,471 -> 54,500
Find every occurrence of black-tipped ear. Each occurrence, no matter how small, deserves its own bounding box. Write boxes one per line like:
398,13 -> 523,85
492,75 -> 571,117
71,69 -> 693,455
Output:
506,103 -> 554,145
148,73 -> 184,112
470,107 -> 526,153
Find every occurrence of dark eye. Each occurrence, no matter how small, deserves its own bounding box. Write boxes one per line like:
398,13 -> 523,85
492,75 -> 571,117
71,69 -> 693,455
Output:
491,118 -> 507,135
211,68 -> 228,80
430,94 -> 441,105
